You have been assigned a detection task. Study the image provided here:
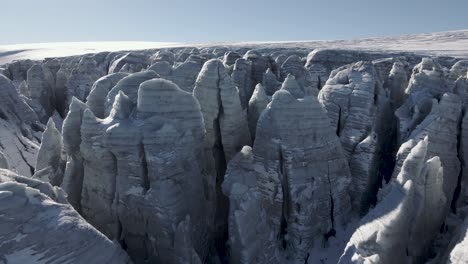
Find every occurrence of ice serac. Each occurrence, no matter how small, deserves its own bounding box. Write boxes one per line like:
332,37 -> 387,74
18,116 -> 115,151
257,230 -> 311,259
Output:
275,54 -> 287,68
256,90 -> 352,261
18,80 -> 29,96
244,51 -> 276,90
50,110 -> 63,131
175,50 -> 191,63
43,58 -> 63,81
448,60 -> 468,86
0,74 -> 40,177
120,63 -> 144,73
148,61 -> 173,79
0,151 -> 9,169
392,93 -> 461,209
247,83 -> 270,140
151,50 -> 175,65
137,79 -> 214,262
70,78 -> 215,263
386,61 -> 409,110
340,137 -> 446,263
460,112 -> 468,207
1,59 -> 35,87
55,57 -> 81,115
231,58 -> 253,109
105,70 -> 159,115
148,55 -> 204,93
174,216 -> 204,264
108,52 -> 149,74
193,59 -> 251,244
279,74 -> 314,98
262,67 -> 281,96
305,49 -> 383,88
26,64 -> 55,123
33,118 -> 64,186
66,56 -> 101,103
396,58 -> 449,143
170,57 -> 203,92
78,91 -> 136,240
86,72 -> 129,118
222,146 -> 261,264
318,61 -> 392,213
456,73 -> 468,208
194,59 -> 251,165
280,55 -> 316,93
0,169 -> 131,264
455,72 -> 468,107
223,90 -> 352,263
212,47 -> 229,57
61,97 -> 88,210
445,218 -> 468,264
399,140 -> 446,262
79,107 -> 121,240
223,51 -> 241,67
340,180 -> 416,264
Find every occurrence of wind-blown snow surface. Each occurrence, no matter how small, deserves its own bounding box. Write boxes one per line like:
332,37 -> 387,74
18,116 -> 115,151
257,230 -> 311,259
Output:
225,30 -> 468,58
0,42 -> 181,64
2,30 -> 468,65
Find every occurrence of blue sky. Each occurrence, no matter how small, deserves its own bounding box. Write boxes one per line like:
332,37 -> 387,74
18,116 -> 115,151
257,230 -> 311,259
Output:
1,0 -> 468,44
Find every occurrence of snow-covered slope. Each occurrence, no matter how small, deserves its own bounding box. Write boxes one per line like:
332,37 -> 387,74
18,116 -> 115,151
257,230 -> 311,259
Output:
0,42 -> 181,64
1,30 -> 468,65
224,30 -> 468,57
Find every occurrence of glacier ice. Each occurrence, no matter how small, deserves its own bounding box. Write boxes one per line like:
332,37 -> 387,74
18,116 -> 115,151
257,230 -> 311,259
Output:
0,43 -> 468,263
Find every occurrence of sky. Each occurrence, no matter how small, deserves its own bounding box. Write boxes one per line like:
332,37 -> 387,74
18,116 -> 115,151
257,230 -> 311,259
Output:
1,0 -> 468,45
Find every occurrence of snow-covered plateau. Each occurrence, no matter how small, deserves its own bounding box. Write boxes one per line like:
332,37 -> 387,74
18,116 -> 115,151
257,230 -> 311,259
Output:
1,30 -> 468,264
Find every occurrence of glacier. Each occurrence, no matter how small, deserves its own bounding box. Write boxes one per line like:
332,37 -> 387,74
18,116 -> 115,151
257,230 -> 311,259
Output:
1,30 -> 468,263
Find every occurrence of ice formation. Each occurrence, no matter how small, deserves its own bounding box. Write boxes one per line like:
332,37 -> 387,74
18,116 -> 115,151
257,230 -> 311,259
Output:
1,39 -> 468,263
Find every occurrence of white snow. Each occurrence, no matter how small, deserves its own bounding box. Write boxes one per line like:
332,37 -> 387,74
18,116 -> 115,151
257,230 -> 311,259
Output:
0,41 -> 181,64
0,119 -> 39,177
223,30 -> 468,58
2,30 -> 468,65
307,219 -> 361,264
